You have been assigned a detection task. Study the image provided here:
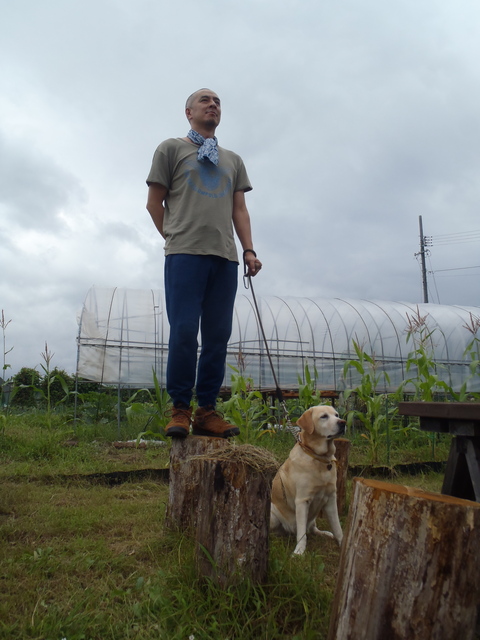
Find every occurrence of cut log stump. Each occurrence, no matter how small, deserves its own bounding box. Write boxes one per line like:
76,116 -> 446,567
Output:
166,436 -> 229,531
334,437 -> 351,515
328,478 -> 480,640
166,436 -> 276,587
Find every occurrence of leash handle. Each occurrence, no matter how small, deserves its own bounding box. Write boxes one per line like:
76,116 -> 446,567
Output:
244,272 -> 281,392
243,268 -> 299,440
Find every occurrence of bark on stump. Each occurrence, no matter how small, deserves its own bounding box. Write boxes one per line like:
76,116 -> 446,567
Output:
328,478 -> 480,640
334,437 -> 351,515
166,436 -> 275,587
166,436 -> 228,531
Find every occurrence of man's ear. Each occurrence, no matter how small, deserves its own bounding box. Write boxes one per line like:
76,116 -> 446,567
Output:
185,108 -> 192,122
297,408 -> 314,434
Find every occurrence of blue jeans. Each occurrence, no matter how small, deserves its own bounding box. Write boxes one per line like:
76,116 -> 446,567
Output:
164,254 -> 238,407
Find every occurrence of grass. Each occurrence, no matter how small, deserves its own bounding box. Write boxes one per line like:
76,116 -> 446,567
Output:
0,479 -> 343,639
0,412 -> 449,640
0,412 -> 171,478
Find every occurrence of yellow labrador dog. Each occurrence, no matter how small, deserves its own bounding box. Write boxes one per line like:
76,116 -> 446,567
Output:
270,405 -> 345,555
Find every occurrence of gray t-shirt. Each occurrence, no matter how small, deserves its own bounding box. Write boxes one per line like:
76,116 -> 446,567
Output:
146,137 -> 252,262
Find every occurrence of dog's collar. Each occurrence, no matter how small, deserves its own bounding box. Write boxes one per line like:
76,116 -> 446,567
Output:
298,438 -> 337,468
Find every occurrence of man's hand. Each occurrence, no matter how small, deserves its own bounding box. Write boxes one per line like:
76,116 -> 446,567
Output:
146,183 -> 168,238
244,250 -> 262,277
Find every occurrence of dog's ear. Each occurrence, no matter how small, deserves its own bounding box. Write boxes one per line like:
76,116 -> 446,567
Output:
297,408 -> 315,434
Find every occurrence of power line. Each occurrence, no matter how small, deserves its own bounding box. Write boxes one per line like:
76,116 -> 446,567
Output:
434,273 -> 479,278
429,230 -> 480,246
432,229 -> 480,239
433,237 -> 480,246
416,222 -> 479,301
433,265 -> 480,273
427,254 -> 441,304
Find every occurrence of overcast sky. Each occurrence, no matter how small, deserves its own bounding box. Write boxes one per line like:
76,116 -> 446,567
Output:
1,0 -> 480,377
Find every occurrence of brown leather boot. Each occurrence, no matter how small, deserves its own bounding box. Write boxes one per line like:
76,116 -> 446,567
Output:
192,406 -> 240,438
165,405 -> 192,438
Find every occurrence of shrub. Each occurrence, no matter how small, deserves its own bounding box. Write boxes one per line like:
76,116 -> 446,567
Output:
11,368 -> 41,407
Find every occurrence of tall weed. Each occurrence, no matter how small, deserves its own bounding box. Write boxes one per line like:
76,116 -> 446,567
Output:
221,367 -> 273,443
342,340 -> 401,464
296,362 -> 326,413
404,309 -> 451,401
126,369 -> 170,440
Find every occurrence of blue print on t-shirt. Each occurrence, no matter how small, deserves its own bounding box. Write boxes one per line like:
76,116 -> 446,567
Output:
184,160 -> 232,198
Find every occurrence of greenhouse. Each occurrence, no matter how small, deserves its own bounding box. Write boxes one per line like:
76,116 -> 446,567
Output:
76,286 -> 480,393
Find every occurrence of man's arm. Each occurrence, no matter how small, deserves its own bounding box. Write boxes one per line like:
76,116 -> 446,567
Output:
146,183 -> 169,239
232,190 -> 262,277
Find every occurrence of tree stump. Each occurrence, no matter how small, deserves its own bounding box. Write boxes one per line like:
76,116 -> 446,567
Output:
166,437 -> 276,587
165,436 -> 228,531
334,437 -> 351,515
328,478 -> 480,640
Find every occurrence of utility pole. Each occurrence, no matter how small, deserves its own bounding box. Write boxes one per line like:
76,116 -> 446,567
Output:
418,215 -> 429,303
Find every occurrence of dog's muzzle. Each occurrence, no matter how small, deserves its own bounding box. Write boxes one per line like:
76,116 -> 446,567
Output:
335,420 -> 346,437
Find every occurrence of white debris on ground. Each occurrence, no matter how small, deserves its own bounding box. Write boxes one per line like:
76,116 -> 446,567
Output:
112,439 -> 167,449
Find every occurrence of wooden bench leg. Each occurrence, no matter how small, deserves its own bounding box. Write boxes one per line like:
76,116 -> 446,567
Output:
442,436 -> 478,502
465,437 -> 480,502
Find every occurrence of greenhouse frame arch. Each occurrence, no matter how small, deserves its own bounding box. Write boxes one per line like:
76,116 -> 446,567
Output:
76,287 -> 480,394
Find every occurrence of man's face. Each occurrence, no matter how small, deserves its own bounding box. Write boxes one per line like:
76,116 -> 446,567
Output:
186,90 -> 221,130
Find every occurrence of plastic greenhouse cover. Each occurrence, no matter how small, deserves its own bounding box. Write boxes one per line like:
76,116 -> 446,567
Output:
76,287 -> 480,392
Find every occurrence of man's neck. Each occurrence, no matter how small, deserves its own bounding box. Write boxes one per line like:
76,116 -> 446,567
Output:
191,125 -> 217,139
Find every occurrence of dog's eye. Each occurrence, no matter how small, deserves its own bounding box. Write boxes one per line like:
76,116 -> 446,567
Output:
321,414 -> 328,419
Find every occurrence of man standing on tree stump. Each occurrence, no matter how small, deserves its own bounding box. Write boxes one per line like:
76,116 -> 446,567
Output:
146,88 -> 262,439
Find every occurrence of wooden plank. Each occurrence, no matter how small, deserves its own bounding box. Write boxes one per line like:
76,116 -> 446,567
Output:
447,421 -> 480,437
398,402 -> 480,422
419,417 -> 478,436
417,417 -> 450,433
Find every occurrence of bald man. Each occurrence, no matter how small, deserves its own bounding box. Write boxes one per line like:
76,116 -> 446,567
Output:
146,88 -> 262,438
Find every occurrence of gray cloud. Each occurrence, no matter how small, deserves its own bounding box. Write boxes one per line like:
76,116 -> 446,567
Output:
0,132 -> 86,231
1,0 -> 479,376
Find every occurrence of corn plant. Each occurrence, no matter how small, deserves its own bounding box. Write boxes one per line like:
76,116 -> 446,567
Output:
1,310 -> 13,385
76,390 -> 120,424
451,312 -> 480,402
296,362 -> 325,413
0,309 -> 16,430
126,368 -> 170,441
220,367 -> 273,443
404,309 -> 451,402
403,310 -> 456,459
36,343 -> 67,427
18,344 -> 71,428
342,340 -> 400,464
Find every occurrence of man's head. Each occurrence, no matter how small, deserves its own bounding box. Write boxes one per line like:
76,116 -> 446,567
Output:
185,88 -> 221,135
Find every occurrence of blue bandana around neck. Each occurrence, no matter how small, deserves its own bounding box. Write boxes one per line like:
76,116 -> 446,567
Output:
187,129 -> 219,166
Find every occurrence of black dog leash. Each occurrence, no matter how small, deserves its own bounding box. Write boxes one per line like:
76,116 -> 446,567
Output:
243,260 -> 300,440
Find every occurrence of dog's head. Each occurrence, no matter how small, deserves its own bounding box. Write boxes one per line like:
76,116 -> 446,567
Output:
296,405 -> 346,439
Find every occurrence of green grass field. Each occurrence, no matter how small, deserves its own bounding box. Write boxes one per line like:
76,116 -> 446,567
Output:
0,413 -> 447,640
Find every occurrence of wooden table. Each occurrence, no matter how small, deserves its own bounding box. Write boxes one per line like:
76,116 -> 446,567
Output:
398,402 -> 480,502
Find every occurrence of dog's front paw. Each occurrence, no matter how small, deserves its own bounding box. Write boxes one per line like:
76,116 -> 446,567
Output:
292,542 -> 307,555
313,528 -> 335,539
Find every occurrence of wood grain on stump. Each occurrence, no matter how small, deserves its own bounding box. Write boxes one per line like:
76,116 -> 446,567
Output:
166,436 -> 276,587
328,477 -> 480,640
333,437 -> 351,515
